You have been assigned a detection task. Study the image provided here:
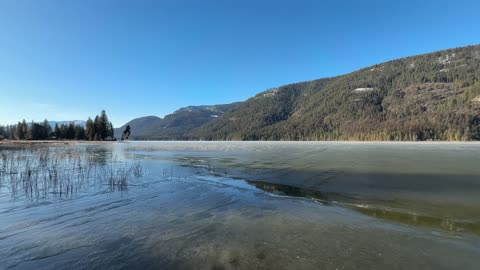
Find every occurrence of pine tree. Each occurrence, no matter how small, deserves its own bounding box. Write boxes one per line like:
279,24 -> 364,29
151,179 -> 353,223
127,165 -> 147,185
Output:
42,119 -> 51,139
54,124 -> 61,139
15,120 -> 28,140
94,116 -> 101,140
75,125 -> 86,140
85,118 -> 94,141
99,110 -> 110,140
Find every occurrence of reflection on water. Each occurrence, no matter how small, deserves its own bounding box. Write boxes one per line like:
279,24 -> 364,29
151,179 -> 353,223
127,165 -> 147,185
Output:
246,180 -> 334,204
246,180 -> 480,235
0,141 -> 480,270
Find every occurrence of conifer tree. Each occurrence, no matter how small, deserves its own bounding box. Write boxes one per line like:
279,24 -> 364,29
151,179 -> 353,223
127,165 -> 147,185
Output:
85,118 -> 94,141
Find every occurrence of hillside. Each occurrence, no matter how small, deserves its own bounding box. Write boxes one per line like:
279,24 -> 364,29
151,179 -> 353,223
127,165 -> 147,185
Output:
192,45 -> 480,141
115,103 -> 240,140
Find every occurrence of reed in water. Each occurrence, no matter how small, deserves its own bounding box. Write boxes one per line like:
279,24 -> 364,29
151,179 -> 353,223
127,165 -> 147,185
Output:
0,146 -> 145,200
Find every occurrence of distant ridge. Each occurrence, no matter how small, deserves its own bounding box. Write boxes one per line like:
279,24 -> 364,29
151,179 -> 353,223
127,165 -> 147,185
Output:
118,45 -> 480,141
192,45 -> 480,141
114,103 -> 240,140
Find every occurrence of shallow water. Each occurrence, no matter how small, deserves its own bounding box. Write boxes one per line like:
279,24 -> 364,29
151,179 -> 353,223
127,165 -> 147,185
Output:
0,141 -> 479,269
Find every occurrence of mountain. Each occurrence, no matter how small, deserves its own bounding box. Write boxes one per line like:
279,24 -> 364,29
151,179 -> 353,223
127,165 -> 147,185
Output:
192,45 -> 480,141
114,103 -> 240,140
49,120 -> 86,128
115,116 -> 161,136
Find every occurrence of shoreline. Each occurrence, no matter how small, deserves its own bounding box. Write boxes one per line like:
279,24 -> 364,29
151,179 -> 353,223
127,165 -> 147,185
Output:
1,139 -> 480,146
0,140 -> 115,144
120,139 -> 480,144
0,140 -> 115,149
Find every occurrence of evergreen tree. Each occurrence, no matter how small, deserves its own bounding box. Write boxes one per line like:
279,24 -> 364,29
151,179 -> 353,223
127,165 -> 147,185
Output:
94,116 -> 100,140
29,121 -> 41,140
0,126 -> 5,140
42,119 -> 51,139
107,121 -> 114,140
89,110 -> 115,140
75,125 -> 86,140
85,118 -> 95,141
54,124 -> 61,139
66,123 -> 76,139
122,125 -> 131,140
15,120 -> 28,140
98,110 -> 114,140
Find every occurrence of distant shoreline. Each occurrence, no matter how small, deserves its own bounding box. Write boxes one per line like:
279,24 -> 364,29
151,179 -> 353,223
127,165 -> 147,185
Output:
1,139 -> 479,146
0,140 -> 115,148
0,140 -> 115,144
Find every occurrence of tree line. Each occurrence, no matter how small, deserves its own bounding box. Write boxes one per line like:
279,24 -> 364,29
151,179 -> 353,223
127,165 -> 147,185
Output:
0,110 -> 115,141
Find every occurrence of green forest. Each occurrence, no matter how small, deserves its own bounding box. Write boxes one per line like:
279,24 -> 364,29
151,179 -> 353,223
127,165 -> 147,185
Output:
0,110 -> 115,141
193,45 -> 480,141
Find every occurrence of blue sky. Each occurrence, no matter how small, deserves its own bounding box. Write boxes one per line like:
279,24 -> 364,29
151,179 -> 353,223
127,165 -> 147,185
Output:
0,0 -> 479,126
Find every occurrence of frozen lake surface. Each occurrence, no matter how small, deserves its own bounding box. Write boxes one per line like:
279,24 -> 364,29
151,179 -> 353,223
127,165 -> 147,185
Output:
0,141 -> 479,269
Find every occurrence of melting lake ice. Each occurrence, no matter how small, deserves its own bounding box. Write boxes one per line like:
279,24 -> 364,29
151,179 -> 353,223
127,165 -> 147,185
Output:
0,141 -> 479,269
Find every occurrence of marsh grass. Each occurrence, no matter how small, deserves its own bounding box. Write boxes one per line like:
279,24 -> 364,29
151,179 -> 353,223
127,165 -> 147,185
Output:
0,147 -> 145,200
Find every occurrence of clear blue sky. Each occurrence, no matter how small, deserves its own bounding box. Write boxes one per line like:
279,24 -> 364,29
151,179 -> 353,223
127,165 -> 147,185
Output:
0,0 -> 479,126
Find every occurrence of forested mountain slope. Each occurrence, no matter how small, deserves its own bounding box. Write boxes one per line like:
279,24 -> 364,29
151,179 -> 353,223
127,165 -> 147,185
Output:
114,103 -> 239,140
192,45 -> 480,141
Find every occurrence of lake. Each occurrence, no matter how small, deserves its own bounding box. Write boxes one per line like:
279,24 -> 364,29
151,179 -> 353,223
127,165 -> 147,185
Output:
0,141 -> 479,269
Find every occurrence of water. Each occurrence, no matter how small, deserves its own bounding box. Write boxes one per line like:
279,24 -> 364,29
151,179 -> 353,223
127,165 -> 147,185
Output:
0,141 -> 479,269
